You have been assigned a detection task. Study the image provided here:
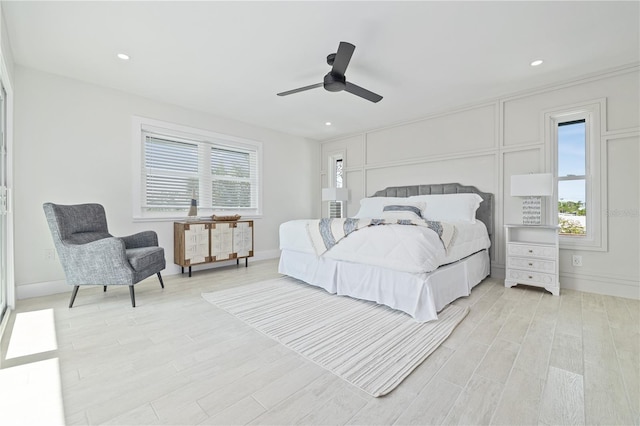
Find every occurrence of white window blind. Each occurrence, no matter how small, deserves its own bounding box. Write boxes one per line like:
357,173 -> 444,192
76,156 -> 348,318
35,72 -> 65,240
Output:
144,136 -> 199,210
137,120 -> 262,218
211,146 -> 258,209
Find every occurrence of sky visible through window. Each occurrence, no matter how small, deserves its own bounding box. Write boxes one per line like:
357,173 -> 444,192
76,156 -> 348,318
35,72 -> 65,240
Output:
558,121 -> 586,202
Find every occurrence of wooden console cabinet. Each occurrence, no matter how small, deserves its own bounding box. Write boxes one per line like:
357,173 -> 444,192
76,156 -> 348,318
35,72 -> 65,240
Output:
174,220 -> 254,277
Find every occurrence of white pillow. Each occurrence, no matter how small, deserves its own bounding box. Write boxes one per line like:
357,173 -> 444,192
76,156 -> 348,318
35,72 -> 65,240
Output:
381,202 -> 426,221
353,197 -> 409,218
408,193 -> 483,223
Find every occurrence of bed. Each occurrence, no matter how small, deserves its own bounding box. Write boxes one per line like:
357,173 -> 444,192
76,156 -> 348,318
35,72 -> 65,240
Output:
278,183 -> 494,322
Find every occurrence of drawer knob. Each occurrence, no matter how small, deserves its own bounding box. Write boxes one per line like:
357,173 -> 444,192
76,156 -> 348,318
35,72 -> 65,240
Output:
528,263 -> 533,266
528,275 -> 533,279
528,249 -> 533,253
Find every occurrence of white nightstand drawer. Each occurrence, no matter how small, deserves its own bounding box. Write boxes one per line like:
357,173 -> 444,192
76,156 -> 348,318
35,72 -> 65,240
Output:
507,256 -> 556,273
507,243 -> 556,259
507,269 -> 557,286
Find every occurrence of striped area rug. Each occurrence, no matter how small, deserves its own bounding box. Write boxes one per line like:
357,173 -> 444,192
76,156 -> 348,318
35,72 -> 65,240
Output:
202,276 -> 468,397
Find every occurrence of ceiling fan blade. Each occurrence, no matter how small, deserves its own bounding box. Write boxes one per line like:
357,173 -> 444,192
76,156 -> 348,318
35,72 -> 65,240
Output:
331,42 -> 355,76
344,82 -> 383,103
277,83 -> 323,97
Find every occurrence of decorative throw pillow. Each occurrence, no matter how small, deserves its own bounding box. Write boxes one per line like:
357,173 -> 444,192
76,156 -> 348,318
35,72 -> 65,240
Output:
381,203 -> 425,221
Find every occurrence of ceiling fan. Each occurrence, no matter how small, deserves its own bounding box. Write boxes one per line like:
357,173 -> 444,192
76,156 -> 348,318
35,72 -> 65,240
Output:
277,41 -> 383,103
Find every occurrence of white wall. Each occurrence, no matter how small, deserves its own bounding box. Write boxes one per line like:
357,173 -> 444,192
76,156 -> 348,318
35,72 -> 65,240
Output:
320,66 -> 639,299
14,66 -> 319,297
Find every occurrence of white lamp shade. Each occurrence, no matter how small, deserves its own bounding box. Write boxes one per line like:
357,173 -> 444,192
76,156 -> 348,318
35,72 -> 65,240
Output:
322,187 -> 349,201
511,173 -> 554,197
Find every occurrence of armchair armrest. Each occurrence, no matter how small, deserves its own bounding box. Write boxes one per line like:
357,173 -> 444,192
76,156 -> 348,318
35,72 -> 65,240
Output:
61,237 -> 134,285
120,230 -> 159,249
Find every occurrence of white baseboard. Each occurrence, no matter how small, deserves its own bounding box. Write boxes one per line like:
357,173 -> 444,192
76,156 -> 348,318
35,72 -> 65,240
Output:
560,271 -> 640,300
488,262 -> 638,300
16,249 -> 282,300
16,279 -> 69,300
490,264 -> 505,280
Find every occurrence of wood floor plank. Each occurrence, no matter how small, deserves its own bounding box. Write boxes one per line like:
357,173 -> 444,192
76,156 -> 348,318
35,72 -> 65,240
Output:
251,362 -> 327,409
584,360 -> 635,425
549,331 -> 584,375
435,340 -> 489,387
345,387 -> 417,426
496,312 -> 531,344
512,318 -> 555,379
538,366 -> 585,425
442,374 -> 503,425
474,338 -> 519,384
295,386 -> 369,425
490,367 -> 545,425
394,377 -> 462,425
199,396 -> 266,426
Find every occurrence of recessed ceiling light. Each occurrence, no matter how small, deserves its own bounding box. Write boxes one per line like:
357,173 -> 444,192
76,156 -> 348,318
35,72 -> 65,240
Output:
530,59 -> 543,67
117,53 -> 130,61
325,122 -> 332,126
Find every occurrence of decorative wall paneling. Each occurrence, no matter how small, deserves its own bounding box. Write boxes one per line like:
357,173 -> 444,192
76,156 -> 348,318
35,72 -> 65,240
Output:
320,66 -> 639,298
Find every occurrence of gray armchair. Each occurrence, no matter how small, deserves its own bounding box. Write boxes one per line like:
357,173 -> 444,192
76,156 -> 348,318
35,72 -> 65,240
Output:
43,203 -> 166,308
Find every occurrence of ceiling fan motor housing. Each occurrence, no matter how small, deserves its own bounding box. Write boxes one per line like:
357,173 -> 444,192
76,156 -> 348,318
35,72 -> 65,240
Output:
324,72 -> 346,92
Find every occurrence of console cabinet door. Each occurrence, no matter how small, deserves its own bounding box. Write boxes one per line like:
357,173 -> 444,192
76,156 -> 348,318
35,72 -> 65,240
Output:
233,221 -> 254,258
211,222 -> 234,261
175,223 -> 210,266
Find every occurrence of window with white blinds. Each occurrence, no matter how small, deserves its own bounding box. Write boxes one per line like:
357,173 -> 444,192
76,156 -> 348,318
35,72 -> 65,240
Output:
135,117 -> 262,218
144,137 -> 199,210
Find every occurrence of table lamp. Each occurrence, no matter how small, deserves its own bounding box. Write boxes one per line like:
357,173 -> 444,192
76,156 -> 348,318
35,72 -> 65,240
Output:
511,173 -> 553,225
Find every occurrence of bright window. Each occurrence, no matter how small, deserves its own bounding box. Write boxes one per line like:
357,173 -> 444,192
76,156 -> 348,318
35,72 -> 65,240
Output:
133,117 -> 262,219
546,100 -> 605,251
557,119 -> 587,236
328,155 -> 344,218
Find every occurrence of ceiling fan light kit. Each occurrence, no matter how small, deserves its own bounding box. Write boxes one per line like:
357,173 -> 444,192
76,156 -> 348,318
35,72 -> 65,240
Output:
277,41 -> 383,103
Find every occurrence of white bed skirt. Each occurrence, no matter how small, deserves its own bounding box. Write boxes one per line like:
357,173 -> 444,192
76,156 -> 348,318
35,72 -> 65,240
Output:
278,249 -> 490,322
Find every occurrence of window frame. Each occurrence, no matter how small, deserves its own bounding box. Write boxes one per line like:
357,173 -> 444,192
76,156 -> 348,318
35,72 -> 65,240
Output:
132,116 -> 263,221
545,99 -> 607,251
327,151 -> 345,218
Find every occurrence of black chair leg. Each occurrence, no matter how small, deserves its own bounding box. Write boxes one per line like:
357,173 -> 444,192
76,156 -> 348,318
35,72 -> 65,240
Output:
129,286 -> 136,307
157,272 -> 164,289
103,286 -> 107,292
69,285 -> 80,308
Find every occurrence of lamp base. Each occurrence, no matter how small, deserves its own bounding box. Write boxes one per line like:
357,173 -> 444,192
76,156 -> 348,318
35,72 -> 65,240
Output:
522,196 -> 542,225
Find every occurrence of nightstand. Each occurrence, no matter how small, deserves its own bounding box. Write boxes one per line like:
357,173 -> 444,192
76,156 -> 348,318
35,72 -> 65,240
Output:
504,224 -> 560,296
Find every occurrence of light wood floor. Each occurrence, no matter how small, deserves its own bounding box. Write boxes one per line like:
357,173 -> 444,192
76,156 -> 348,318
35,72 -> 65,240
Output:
2,258 -> 639,425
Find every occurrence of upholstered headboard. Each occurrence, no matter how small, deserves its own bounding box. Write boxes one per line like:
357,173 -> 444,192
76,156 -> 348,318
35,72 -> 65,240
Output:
371,183 -> 494,248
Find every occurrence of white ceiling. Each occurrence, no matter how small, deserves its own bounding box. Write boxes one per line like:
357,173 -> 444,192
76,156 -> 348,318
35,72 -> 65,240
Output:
3,1 -> 639,141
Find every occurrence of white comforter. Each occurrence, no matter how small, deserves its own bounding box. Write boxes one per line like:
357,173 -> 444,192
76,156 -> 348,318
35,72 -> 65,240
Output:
279,219 -> 491,273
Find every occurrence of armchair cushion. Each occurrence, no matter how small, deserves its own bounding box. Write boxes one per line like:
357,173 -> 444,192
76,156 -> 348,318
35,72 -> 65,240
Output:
126,247 -> 165,272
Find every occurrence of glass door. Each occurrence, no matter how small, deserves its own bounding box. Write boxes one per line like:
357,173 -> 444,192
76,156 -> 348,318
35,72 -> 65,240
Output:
0,83 -> 7,324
